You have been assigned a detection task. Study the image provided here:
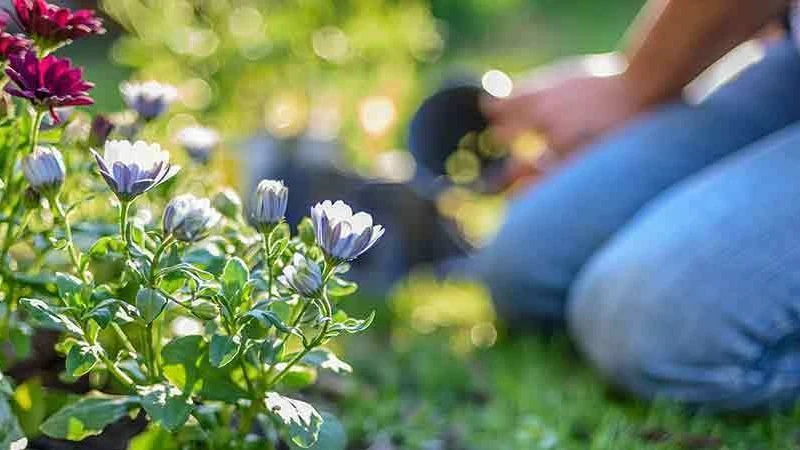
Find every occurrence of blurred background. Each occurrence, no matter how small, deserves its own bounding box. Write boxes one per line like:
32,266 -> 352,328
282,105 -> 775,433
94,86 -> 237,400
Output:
53,0 -> 647,292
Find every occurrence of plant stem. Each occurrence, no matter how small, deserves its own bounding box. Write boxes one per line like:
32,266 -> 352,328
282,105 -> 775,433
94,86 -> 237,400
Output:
265,263 -> 337,389
261,231 -> 273,300
29,110 -> 44,152
1,111 -> 43,208
111,322 -> 137,355
145,323 -> 157,381
118,200 -> 131,246
149,236 -> 173,285
0,202 -> 22,266
143,237 -> 173,382
53,196 -> 84,281
267,346 -> 312,389
100,353 -> 135,389
240,359 -> 256,396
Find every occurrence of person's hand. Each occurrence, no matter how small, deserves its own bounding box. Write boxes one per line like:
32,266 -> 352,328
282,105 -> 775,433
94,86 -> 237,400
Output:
482,72 -> 647,157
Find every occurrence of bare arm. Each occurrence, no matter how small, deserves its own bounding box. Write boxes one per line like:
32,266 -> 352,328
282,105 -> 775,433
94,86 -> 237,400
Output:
623,0 -> 791,107
485,0 -> 792,155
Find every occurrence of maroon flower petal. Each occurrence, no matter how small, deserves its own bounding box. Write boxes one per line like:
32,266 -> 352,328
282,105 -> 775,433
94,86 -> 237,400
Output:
4,51 -> 94,108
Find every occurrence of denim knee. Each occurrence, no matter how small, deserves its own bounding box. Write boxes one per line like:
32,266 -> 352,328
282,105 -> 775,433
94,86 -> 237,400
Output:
567,235 -> 800,412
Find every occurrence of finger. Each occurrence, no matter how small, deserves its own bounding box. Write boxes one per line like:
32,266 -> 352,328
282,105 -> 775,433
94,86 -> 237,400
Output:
479,94 -> 506,119
487,122 -> 525,146
481,91 -> 540,122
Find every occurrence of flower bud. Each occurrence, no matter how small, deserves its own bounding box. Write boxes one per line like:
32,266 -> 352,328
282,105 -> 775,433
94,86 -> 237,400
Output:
177,126 -> 219,165
190,299 -> 219,321
22,145 -> 65,198
278,253 -> 323,298
22,186 -> 41,210
310,200 -> 384,262
120,81 -> 178,122
88,114 -> 114,148
213,188 -> 242,219
163,194 -> 222,242
249,179 -> 288,232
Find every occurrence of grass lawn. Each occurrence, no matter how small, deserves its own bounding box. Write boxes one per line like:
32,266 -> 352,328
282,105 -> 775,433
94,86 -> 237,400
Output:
324,298 -> 800,450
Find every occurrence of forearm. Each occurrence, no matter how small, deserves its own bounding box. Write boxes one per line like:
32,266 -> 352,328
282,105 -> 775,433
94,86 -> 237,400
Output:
622,0 -> 790,107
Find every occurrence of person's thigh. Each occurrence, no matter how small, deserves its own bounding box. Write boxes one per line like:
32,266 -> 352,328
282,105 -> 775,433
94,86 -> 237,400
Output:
470,39 -> 800,327
568,122 -> 800,411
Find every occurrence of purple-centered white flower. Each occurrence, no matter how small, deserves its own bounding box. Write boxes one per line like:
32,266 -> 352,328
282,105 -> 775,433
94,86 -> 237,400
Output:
120,81 -> 178,122
279,253 -> 323,297
22,145 -> 64,197
92,139 -> 180,201
162,194 -> 221,243
249,179 -> 288,231
177,126 -> 219,164
310,200 -> 384,262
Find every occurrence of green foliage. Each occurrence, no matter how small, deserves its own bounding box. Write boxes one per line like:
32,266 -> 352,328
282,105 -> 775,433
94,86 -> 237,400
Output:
265,392 -> 323,448
0,374 -> 25,450
0,18 -> 378,446
39,394 -> 138,440
138,383 -> 193,432
136,287 -> 168,324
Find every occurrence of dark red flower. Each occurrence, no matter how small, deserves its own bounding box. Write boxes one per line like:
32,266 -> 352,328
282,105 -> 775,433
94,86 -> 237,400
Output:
5,51 -> 93,121
0,32 -> 30,60
9,0 -> 105,48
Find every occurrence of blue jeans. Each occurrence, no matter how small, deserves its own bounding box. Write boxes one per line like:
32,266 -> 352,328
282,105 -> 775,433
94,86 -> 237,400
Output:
471,39 -> 800,411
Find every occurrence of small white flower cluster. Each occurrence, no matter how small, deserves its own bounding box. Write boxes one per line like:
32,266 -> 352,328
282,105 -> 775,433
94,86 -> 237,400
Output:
245,179 -> 384,298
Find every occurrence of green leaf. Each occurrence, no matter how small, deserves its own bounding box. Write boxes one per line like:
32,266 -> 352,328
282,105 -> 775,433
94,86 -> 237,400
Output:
244,309 -> 300,336
302,348 -> 352,374
0,372 -> 12,396
158,263 -> 215,284
20,298 -> 83,336
88,236 -> 126,259
183,245 -> 226,274
276,364 -> 317,389
221,257 -> 249,305
325,311 -> 375,338
10,273 -> 58,296
209,334 -> 241,368
56,272 -> 84,307
0,395 -> 26,450
40,394 -> 138,441
83,298 -> 121,328
290,412 -> 346,450
161,336 -> 204,394
297,217 -> 316,246
66,342 -> 100,377
9,324 -> 32,360
127,424 -> 179,450
11,378 -> 48,437
161,336 -> 248,403
136,288 -> 167,324
269,236 -> 290,259
114,301 -> 141,324
138,383 -> 193,432
326,277 -> 358,297
122,259 -> 147,284
264,392 -> 322,448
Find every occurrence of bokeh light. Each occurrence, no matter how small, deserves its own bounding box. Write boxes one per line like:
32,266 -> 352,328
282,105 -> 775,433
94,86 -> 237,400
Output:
358,96 -> 396,137
482,69 -> 513,98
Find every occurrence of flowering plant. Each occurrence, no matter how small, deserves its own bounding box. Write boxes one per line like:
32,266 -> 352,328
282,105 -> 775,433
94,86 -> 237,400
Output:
0,2 -> 381,449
